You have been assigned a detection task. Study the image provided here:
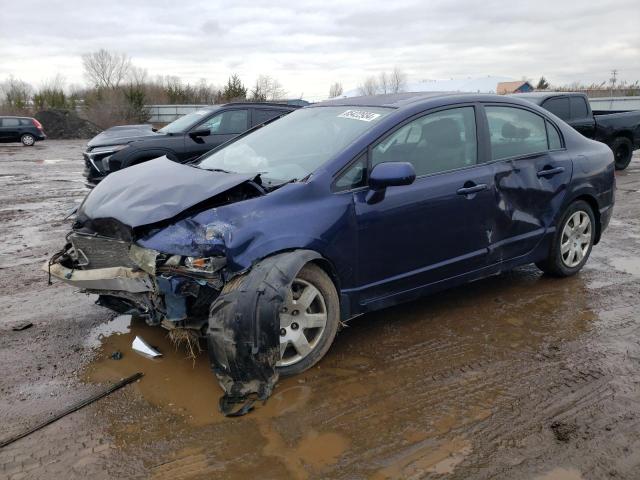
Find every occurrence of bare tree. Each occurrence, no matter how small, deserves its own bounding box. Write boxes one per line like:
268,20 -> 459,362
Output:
250,75 -> 286,101
378,72 -> 389,94
389,67 -> 407,93
329,82 -> 343,98
82,49 -> 131,89
358,76 -> 379,96
128,66 -> 148,86
0,76 -> 33,112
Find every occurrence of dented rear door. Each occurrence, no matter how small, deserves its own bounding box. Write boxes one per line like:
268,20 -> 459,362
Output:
482,104 -> 573,264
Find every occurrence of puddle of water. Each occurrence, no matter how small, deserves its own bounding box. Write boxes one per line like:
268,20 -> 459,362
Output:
83,315 -> 226,426
295,430 -> 350,469
258,422 -> 350,480
85,314 -> 132,348
34,159 -> 66,164
534,467 -> 584,480
84,315 -> 317,426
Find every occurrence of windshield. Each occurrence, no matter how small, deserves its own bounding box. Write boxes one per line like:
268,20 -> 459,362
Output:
158,109 -> 217,134
195,106 -> 391,182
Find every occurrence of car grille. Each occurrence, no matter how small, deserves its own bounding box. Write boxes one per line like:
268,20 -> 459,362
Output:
69,233 -> 136,269
83,152 -> 104,173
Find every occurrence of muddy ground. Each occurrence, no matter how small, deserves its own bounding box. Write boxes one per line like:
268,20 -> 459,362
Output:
1,140 -> 639,480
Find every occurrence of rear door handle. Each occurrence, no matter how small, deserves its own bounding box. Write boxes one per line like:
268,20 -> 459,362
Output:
537,166 -> 565,178
457,183 -> 488,195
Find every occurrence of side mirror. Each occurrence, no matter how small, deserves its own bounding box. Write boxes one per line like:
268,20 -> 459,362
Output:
366,162 -> 416,204
189,128 -> 211,139
369,162 -> 416,189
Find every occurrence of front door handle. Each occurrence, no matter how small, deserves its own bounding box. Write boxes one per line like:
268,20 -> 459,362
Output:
457,183 -> 488,196
537,166 -> 565,178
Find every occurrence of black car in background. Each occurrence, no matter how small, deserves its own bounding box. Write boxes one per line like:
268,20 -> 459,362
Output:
517,92 -> 640,170
0,116 -> 46,146
84,102 -> 298,184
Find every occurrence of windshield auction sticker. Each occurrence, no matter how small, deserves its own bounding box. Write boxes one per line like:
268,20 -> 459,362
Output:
338,110 -> 382,122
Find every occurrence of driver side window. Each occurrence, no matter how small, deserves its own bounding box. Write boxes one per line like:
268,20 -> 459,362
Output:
200,109 -> 248,135
371,107 -> 477,177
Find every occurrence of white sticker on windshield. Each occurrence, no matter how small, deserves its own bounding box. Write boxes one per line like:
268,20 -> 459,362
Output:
338,110 -> 381,122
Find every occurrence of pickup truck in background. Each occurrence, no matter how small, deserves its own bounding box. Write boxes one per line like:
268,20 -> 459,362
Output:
517,92 -> 640,170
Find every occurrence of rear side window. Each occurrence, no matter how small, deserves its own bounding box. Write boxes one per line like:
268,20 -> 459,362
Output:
542,97 -> 570,120
253,109 -> 285,126
371,107 -> 477,177
570,97 -> 589,119
546,121 -> 562,150
2,118 -> 20,127
486,106 -> 548,160
20,119 -> 32,126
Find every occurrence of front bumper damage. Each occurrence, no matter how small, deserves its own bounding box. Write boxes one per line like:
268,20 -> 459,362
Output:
46,263 -> 153,292
47,233 -> 315,416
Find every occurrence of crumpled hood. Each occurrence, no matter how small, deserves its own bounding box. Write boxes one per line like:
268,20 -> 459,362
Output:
87,124 -> 163,148
78,157 -> 255,228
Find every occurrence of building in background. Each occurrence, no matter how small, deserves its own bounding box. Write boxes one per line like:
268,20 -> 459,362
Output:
496,81 -> 535,94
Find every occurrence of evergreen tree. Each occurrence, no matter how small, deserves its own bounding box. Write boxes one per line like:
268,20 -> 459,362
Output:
536,76 -> 550,90
222,74 -> 247,101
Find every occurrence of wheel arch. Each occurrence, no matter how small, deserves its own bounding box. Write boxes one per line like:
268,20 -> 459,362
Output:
207,248 -> 331,415
243,247 -> 342,297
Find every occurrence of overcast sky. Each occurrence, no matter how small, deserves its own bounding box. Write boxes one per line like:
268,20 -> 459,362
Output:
1,0 -> 638,100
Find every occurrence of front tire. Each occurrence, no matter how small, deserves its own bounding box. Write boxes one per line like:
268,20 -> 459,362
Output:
21,134 -> 35,146
536,200 -> 596,277
611,137 -> 633,170
276,264 -> 340,376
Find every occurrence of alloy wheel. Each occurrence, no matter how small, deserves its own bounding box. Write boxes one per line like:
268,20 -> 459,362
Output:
277,277 -> 328,367
560,210 -> 592,268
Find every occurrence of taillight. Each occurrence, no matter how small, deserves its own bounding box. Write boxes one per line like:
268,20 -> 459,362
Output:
32,118 -> 43,130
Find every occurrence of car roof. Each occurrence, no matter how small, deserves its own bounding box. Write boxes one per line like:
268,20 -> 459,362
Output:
312,91 -> 554,111
316,92 -> 459,108
511,92 -> 585,105
197,102 -> 298,111
0,115 -> 32,119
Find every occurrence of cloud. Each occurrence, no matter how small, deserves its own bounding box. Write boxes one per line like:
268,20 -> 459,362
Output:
0,0 -> 638,100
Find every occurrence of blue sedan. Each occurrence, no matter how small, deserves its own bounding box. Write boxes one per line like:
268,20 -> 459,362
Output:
49,92 -> 615,413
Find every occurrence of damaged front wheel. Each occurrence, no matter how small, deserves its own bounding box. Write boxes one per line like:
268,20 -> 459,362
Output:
207,251 -> 340,414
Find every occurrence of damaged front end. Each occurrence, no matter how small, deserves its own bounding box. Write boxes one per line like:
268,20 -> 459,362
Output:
47,232 -> 226,331
46,158 -> 300,415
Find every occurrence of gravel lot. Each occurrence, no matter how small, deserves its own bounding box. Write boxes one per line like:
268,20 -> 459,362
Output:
1,140 -> 640,479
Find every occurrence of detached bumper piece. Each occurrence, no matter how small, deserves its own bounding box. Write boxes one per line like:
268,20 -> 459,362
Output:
45,262 -> 153,293
207,250 -> 321,416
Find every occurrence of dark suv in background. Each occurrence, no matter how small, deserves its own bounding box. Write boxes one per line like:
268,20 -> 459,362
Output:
83,102 -> 298,184
0,116 -> 46,146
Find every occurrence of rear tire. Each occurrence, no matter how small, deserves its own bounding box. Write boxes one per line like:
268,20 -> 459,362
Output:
611,137 -> 633,170
536,200 -> 596,277
276,264 -> 340,377
21,134 -> 35,146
